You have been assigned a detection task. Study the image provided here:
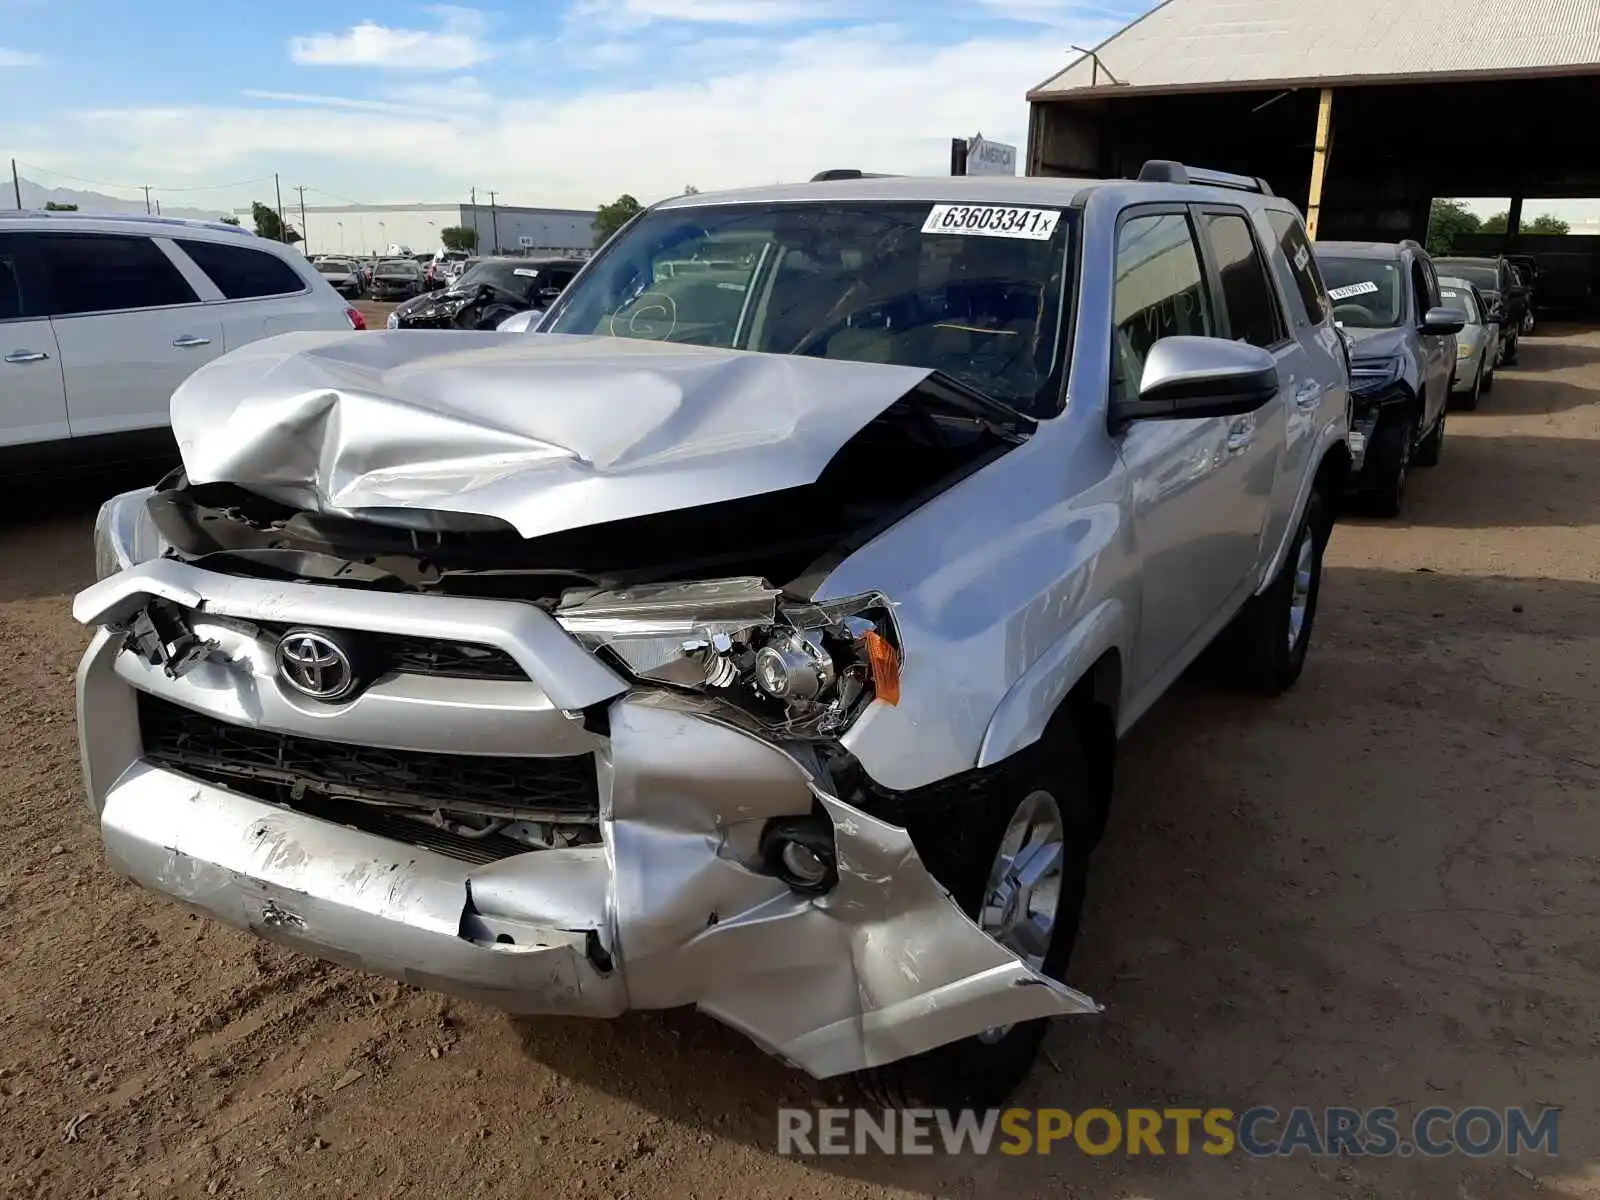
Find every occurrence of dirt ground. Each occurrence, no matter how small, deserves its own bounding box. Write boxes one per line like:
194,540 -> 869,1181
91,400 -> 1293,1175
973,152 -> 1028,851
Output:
2,328 -> 1598,1199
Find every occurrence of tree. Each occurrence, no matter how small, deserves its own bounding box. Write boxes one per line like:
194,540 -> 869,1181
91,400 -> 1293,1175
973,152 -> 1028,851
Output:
440,225 -> 479,252
1426,198 -> 1481,256
43,201 -> 78,211
250,200 -> 301,244
1482,211 -> 1570,237
683,185 -> 700,196
219,214 -> 241,226
594,194 -> 642,247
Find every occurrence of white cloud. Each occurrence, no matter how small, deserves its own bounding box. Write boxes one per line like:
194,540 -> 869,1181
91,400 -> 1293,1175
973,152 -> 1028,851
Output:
288,8 -> 492,70
10,20 -> 1122,209
0,46 -> 42,67
570,0 -> 853,27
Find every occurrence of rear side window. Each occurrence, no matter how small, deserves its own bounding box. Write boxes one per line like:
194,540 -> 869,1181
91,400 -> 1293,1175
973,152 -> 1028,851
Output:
34,234 -> 198,316
178,239 -> 307,300
1200,211 -> 1287,349
1266,211 -> 1330,326
1110,211 -> 1213,406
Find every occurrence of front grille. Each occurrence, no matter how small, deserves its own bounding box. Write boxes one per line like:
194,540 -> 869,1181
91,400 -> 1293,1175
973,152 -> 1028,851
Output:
137,693 -> 599,820
253,622 -> 526,681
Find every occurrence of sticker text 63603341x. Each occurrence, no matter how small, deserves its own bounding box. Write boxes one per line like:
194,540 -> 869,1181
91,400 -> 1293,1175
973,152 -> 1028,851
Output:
922,205 -> 1062,241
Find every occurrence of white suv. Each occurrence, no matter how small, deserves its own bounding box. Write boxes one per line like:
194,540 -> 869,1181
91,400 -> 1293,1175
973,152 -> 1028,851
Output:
0,211 -> 365,478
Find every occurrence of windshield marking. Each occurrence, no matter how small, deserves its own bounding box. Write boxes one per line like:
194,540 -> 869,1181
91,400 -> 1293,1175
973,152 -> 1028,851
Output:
920,204 -> 1061,241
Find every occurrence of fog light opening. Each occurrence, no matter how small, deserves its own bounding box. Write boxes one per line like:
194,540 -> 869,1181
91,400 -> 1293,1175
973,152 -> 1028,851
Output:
760,817 -> 839,896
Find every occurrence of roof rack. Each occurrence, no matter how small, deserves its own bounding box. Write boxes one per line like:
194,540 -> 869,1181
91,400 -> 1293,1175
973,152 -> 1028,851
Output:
1136,160 -> 1275,197
0,209 -> 255,235
810,169 -> 898,182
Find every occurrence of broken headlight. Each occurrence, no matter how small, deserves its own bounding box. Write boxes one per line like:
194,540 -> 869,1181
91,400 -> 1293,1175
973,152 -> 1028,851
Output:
93,486 -> 165,580
555,578 -> 900,738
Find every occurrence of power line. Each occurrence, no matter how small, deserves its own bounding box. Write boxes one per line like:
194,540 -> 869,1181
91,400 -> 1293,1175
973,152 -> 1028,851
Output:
13,161 -> 271,194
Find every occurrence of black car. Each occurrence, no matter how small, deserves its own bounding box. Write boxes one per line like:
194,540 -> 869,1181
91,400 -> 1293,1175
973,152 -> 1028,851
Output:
369,258 -> 425,300
1433,256 -> 1527,364
387,257 -> 585,330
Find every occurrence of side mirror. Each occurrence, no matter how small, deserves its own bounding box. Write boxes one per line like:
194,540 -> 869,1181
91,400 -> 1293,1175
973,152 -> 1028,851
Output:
1114,336 -> 1280,424
1421,306 -> 1466,335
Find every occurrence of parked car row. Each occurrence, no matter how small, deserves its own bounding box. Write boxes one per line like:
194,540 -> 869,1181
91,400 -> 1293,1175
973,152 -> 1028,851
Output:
385,256 -> 586,330
1313,238 -> 1529,518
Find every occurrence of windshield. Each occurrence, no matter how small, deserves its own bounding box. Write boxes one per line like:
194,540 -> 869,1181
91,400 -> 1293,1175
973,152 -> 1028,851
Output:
1318,257 -> 1405,328
315,260 -> 353,274
455,260 -> 548,296
1437,262 -> 1499,291
376,260 -> 417,275
1437,284 -> 1481,324
544,201 -> 1076,416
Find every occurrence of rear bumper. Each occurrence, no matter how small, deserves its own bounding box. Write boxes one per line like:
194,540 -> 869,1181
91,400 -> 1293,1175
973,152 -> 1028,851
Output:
75,561 -> 1099,1077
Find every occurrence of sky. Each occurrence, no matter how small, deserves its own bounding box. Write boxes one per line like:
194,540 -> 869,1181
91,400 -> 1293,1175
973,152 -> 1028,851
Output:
0,0 -> 1151,215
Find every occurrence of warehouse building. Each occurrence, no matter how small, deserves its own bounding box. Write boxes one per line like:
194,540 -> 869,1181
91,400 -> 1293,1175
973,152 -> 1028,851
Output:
236,201 -> 598,259
1026,0 -> 1600,311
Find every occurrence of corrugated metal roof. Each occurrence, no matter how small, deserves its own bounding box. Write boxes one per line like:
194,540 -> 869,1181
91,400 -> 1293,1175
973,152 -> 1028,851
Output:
1031,0 -> 1600,98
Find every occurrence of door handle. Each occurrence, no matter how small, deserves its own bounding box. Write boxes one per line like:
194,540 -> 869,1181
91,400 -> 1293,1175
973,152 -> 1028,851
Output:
1294,381 -> 1323,410
172,334 -> 212,348
4,349 -> 49,364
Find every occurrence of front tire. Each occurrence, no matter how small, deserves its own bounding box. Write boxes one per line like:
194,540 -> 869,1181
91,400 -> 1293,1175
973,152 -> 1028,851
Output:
1369,414 -> 1414,519
858,736 -> 1098,1110
1413,410 -> 1445,467
1452,360 -> 1482,411
1504,331 -> 1520,366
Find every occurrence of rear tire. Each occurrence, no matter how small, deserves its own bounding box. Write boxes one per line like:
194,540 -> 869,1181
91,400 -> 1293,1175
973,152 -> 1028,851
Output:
1481,361 -> 1496,393
1203,491 -> 1328,696
857,734 -> 1098,1110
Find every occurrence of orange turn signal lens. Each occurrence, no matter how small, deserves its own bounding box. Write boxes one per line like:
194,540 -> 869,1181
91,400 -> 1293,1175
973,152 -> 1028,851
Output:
861,630 -> 901,706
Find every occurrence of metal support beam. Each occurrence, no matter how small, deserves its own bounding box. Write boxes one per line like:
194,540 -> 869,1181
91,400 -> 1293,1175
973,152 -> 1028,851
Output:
1306,88 -> 1335,240
1504,195 -> 1525,251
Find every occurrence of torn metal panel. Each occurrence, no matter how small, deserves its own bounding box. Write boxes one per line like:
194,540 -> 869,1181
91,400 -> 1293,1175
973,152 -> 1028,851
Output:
168,329 -> 936,540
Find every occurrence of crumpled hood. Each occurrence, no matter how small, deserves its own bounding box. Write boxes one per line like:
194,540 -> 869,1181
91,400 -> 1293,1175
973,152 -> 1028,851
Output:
1344,326 -> 1408,359
170,330 -> 935,540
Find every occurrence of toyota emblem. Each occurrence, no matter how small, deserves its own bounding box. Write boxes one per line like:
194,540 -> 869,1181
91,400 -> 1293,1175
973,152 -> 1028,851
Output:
276,629 -> 359,701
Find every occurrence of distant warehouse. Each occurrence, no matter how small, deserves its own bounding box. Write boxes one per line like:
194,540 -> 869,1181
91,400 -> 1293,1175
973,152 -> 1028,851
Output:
235,201 -> 599,258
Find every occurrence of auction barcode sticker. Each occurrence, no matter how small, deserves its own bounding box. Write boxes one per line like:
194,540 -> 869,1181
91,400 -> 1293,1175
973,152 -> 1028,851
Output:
1327,280 -> 1380,301
922,204 -> 1061,241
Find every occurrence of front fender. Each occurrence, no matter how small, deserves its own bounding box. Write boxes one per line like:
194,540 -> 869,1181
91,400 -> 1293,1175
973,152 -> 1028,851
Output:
975,597 -> 1128,769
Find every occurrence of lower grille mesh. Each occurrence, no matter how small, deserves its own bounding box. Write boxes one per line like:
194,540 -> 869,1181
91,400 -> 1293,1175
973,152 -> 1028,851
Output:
137,692 -> 599,819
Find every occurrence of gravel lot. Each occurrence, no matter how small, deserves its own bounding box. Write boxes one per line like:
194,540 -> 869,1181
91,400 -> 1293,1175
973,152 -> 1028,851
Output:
2,329 -> 1598,1199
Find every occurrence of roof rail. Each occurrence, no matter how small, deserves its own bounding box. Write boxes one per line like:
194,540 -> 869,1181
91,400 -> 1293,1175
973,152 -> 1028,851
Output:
1136,159 -> 1275,197
0,209 -> 255,235
810,169 -> 898,182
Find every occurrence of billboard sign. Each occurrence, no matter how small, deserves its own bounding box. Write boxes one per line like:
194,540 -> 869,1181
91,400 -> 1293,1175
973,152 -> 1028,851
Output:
966,135 -> 1018,177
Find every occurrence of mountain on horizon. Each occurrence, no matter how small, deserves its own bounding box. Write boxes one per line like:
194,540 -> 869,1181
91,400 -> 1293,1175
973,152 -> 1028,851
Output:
8,176 -> 234,223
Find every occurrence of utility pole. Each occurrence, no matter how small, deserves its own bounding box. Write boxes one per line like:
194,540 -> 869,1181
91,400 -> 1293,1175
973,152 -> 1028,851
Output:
143,185 -> 152,214
488,190 -> 499,253
274,173 -> 286,243
10,158 -> 20,209
155,200 -> 161,215
294,185 -> 309,253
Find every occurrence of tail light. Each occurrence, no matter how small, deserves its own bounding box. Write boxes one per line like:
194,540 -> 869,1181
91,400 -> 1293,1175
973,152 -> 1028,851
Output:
345,307 -> 367,331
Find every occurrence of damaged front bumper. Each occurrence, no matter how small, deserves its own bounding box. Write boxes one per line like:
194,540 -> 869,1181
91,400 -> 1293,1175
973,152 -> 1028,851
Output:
74,560 -> 1097,1079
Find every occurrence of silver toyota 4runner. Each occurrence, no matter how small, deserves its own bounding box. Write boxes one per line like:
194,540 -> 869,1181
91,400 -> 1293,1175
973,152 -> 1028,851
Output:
76,161 -> 1351,1107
